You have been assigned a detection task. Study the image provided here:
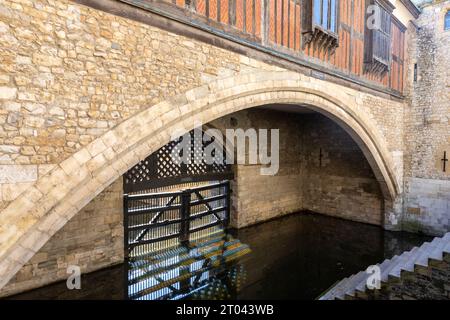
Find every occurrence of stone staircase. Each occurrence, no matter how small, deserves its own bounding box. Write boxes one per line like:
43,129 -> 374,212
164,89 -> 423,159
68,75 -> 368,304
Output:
319,232 -> 450,300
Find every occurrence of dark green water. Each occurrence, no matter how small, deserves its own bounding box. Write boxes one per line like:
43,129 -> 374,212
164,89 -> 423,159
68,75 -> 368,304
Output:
8,212 -> 430,300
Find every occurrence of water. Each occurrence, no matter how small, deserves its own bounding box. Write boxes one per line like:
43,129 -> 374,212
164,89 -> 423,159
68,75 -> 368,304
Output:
8,212 -> 430,300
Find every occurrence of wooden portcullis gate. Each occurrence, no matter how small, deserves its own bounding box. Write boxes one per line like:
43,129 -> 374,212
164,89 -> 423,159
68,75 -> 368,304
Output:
123,181 -> 231,259
122,129 -> 236,299
123,128 -> 234,257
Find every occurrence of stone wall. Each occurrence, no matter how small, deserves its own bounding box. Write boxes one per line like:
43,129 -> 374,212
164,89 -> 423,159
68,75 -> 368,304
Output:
212,109 -> 384,228
403,0 -> 450,235
211,109 -> 304,228
0,0 -> 248,211
0,177 -> 123,297
302,114 -> 384,226
0,0 -> 405,211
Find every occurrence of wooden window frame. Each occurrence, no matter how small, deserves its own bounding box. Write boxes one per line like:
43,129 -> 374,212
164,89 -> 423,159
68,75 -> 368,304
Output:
363,0 -> 394,74
302,0 -> 339,51
445,10 -> 450,31
312,0 -> 339,35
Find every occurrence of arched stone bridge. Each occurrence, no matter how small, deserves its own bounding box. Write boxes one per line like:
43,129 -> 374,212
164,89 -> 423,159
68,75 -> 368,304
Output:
1,0 -> 448,294
0,67 -> 405,289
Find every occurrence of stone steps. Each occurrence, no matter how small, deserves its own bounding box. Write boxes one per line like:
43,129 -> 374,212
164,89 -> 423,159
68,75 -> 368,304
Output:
389,246 -> 420,277
319,232 -> 450,300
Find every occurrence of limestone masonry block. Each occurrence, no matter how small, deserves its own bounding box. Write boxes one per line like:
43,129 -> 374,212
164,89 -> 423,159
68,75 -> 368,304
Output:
0,165 -> 37,183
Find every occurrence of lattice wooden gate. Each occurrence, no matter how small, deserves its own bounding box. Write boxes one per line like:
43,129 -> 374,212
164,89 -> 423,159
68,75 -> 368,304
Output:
123,129 -> 233,193
124,181 -> 230,256
123,129 -> 234,253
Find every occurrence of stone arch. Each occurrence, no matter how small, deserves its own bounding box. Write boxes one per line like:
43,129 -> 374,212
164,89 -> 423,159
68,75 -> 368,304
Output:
0,70 -> 401,289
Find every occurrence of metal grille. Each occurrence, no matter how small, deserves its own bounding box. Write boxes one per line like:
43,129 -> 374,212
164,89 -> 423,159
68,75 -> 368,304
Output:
124,129 -> 233,193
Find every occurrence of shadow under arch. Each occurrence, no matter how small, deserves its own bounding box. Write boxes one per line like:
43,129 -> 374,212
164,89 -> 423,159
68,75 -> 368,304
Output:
0,71 -> 401,291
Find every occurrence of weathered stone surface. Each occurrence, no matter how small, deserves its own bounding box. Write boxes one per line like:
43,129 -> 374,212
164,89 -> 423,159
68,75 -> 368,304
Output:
0,178 -> 123,297
0,87 -> 17,100
301,114 -> 383,226
403,0 -> 450,236
0,165 -> 37,183
211,110 -> 384,228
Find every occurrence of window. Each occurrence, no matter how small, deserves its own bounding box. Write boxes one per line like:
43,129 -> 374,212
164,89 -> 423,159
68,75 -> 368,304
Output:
364,0 -> 394,73
312,0 -> 338,33
414,63 -> 417,82
302,0 -> 339,50
445,10 -> 450,30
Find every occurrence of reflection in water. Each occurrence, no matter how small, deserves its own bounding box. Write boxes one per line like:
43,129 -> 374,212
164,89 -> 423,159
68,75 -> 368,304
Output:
232,213 -> 431,300
7,212 -> 430,300
127,230 -> 250,300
